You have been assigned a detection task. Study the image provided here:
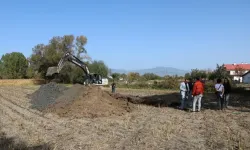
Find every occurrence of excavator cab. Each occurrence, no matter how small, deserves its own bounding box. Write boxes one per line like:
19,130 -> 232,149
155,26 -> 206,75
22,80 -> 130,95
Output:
89,74 -> 102,84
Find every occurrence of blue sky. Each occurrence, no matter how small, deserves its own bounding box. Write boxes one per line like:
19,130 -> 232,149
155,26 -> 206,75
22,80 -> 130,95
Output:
0,0 -> 249,71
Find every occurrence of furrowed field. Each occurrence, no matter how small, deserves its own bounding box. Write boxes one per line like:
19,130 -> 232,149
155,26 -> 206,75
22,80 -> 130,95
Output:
0,79 -> 250,150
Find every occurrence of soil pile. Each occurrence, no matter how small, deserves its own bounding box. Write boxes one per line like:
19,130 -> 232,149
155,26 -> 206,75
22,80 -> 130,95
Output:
46,85 -> 134,118
29,83 -> 134,118
29,82 -> 68,110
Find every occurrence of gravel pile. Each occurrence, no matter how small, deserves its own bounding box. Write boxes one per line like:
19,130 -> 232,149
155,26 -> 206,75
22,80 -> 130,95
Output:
29,82 -> 68,110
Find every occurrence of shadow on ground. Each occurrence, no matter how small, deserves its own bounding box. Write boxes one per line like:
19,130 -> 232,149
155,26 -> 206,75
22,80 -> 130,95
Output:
0,132 -> 52,150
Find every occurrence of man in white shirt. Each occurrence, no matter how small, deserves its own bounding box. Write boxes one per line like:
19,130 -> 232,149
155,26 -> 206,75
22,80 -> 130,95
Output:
179,79 -> 190,110
215,78 -> 225,110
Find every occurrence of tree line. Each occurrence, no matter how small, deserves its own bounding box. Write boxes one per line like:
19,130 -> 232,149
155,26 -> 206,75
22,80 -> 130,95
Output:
184,64 -> 231,81
111,64 -> 231,83
110,65 -> 234,92
0,35 -> 109,83
0,34 -> 231,85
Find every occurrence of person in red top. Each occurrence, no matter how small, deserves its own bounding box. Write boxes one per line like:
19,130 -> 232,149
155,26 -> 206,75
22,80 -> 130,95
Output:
192,77 -> 204,112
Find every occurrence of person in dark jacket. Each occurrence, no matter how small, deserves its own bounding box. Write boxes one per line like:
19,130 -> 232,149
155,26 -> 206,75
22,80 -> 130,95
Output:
188,78 -> 194,93
111,82 -> 116,93
223,78 -> 231,108
187,78 -> 194,107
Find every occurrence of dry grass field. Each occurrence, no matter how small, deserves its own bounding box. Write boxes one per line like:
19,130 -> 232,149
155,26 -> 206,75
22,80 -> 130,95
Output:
0,80 -> 250,150
0,79 -> 46,86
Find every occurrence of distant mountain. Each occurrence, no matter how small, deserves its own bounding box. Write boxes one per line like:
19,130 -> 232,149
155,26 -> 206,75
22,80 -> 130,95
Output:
111,67 -> 189,77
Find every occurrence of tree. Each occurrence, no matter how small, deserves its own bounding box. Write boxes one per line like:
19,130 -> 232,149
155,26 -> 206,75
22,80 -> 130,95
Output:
29,35 -> 86,80
190,69 -> 207,79
208,64 -> 231,80
184,69 -> 207,80
214,64 -> 230,79
28,44 -> 47,77
26,67 -> 35,78
62,35 -> 75,53
127,72 -> 140,83
208,72 -> 217,80
0,52 -> 28,79
26,34 -> 110,83
88,60 -> 109,77
75,35 -> 87,59
111,73 -> 121,81
0,59 -> 3,78
142,73 -> 160,80
184,73 -> 191,79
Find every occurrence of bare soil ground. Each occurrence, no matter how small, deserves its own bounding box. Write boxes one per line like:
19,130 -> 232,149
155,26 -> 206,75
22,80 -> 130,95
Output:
0,85 -> 250,150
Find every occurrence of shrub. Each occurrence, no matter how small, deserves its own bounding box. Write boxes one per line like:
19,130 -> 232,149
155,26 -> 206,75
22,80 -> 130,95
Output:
201,80 -> 249,94
151,79 -> 179,90
204,81 -> 215,93
116,77 -> 180,90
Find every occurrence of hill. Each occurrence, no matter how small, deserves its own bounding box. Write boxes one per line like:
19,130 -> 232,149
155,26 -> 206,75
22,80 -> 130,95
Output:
111,67 -> 189,76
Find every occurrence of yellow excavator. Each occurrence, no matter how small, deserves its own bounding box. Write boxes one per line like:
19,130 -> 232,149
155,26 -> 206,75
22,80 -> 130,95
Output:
46,51 -> 108,85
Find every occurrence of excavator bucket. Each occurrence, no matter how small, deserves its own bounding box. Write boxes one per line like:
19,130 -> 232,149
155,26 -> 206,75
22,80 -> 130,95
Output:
46,66 -> 58,76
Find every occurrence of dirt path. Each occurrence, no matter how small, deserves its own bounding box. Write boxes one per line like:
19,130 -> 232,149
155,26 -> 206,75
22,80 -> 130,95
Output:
0,86 -> 250,150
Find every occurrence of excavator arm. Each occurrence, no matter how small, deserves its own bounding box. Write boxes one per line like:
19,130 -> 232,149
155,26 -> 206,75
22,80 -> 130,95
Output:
46,52 -> 102,85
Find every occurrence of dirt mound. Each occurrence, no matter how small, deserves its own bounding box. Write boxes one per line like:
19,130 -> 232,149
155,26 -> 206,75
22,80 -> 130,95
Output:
45,85 -> 134,118
29,83 -> 134,118
29,82 -> 68,110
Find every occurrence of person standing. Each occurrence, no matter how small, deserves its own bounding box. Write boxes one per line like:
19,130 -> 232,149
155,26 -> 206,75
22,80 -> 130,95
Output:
223,78 -> 231,108
187,78 -> 194,107
201,78 -> 206,108
215,79 -> 225,110
179,79 -> 189,110
111,82 -> 116,93
192,77 -> 204,112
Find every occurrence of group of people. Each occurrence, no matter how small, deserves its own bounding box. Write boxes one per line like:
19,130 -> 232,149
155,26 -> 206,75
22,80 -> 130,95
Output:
179,77 -> 231,112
